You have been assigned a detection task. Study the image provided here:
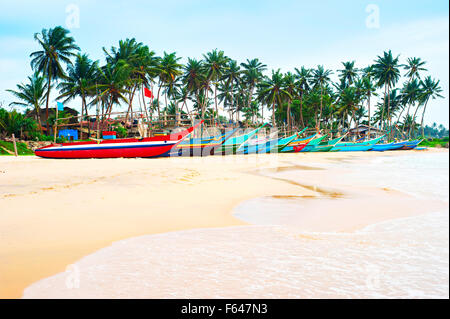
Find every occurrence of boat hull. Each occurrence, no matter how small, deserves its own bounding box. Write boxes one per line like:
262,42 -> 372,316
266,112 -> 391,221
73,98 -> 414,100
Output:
170,128 -> 238,157
35,123 -> 201,159
371,143 -> 404,152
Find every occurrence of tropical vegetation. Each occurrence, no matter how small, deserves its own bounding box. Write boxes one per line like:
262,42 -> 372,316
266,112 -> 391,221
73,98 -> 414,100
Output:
3,26 -> 447,143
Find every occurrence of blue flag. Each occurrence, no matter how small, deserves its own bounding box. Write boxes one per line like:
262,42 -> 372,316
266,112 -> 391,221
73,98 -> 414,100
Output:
57,102 -> 64,111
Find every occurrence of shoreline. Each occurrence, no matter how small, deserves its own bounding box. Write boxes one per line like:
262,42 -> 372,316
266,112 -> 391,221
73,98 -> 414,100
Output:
0,149 -> 447,298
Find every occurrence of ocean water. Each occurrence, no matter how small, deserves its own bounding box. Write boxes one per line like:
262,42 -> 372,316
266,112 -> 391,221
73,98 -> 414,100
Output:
23,152 -> 449,299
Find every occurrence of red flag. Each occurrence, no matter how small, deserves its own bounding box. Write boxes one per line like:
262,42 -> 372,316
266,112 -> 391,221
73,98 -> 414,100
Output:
144,87 -> 153,99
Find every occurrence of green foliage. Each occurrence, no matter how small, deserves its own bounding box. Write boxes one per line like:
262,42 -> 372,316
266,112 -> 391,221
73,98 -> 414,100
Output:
0,108 -> 38,138
420,138 -> 449,148
112,123 -> 127,138
0,140 -> 35,155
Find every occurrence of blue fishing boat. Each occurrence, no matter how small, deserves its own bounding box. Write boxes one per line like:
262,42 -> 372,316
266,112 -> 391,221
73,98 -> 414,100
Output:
331,136 -> 384,152
170,128 -> 238,156
282,133 -> 316,153
371,142 -> 405,152
214,124 -> 268,155
237,128 -> 306,154
401,139 -> 422,150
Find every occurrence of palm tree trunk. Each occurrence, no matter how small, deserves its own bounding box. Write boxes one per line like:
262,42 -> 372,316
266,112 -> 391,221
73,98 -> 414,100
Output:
35,103 -> 43,135
272,101 -> 275,127
156,81 -> 162,123
45,69 -> 52,132
299,93 -> 305,129
367,94 -> 371,138
214,85 -> 218,125
387,84 -> 392,139
380,84 -> 387,131
420,98 -> 430,137
319,85 -> 323,129
410,104 -> 421,138
125,86 -> 137,124
230,83 -> 234,123
287,100 -> 291,131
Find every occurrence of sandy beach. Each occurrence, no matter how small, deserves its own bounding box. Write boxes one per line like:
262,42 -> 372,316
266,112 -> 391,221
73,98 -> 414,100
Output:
0,149 -> 448,298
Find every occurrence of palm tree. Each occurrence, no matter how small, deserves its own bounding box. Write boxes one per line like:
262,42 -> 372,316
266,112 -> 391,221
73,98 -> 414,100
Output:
312,65 -> 333,129
337,86 -> 361,129
294,67 -> 311,129
104,38 -> 159,124
417,76 -> 443,137
283,72 -> 297,130
156,52 -> 183,120
338,61 -> 358,88
6,72 -> 47,134
373,50 -> 401,133
57,53 -> 99,131
95,60 -> 131,119
30,26 -> 80,130
361,76 -> 377,135
258,69 -> 291,126
403,57 -> 427,82
220,60 -> 241,122
240,58 -> 267,113
203,49 -> 229,123
182,58 -> 205,111
399,79 -> 421,136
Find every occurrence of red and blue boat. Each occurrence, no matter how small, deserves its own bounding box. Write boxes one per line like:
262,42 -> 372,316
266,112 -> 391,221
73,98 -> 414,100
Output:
35,122 -> 203,159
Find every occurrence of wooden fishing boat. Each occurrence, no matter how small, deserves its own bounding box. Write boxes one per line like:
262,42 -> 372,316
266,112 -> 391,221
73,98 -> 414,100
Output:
273,128 -> 308,153
400,139 -> 422,150
236,131 -> 279,154
237,128 -> 305,155
331,136 -> 384,152
299,135 -> 328,152
371,142 -> 405,152
282,133 -> 316,153
169,128 -> 238,157
214,124 -> 268,155
307,136 -> 344,152
35,122 -> 203,159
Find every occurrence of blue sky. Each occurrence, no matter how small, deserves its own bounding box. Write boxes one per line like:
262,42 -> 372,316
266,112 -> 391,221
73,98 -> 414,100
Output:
0,0 -> 448,126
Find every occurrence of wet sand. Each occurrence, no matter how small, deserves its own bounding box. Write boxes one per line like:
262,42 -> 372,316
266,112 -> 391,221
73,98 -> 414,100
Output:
0,149 -> 447,298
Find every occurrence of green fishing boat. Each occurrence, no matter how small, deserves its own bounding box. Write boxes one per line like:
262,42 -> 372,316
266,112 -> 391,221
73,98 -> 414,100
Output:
214,123 -> 268,155
310,136 -> 344,152
300,135 -> 328,152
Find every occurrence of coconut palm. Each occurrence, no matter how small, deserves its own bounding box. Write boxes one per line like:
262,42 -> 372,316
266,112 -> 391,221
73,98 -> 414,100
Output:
203,49 -> 229,122
373,50 -> 401,132
182,58 -> 205,110
104,38 -> 159,123
6,72 -> 47,134
311,65 -> 333,129
57,53 -> 99,130
220,60 -> 242,122
360,76 -> 377,133
294,67 -> 311,129
95,60 -> 131,118
156,52 -> 183,120
283,72 -> 297,130
240,58 -> 267,113
403,57 -> 427,81
417,76 -> 443,137
258,69 -> 291,126
338,61 -> 358,88
30,26 -> 80,129
399,79 -> 421,136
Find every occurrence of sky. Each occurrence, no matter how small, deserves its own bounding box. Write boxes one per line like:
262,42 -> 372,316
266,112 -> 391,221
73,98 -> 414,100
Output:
0,0 -> 448,126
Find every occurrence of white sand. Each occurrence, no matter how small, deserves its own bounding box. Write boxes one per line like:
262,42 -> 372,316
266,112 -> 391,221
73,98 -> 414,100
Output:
0,149 -> 447,298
